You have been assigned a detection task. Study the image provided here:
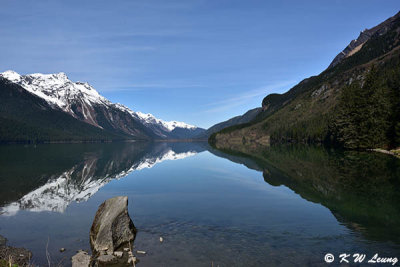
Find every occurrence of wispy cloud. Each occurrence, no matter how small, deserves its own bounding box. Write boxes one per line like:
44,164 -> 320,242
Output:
130,83 -> 205,89
100,82 -> 206,92
202,81 -> 295,114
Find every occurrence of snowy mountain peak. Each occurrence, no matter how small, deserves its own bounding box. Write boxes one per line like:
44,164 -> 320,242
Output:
135,111 -> 196,131
1,70 -> 21,82
56,72 -> 68,79
113,103 -> 197,132
30,72 -> 68,80
0,70 -> 108,111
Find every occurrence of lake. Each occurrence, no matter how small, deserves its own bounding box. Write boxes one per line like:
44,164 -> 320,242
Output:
0,142 -> 399,266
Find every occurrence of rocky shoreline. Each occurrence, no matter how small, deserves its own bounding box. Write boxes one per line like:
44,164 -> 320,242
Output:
1,196 -> 145,267
0,235 -> 32,267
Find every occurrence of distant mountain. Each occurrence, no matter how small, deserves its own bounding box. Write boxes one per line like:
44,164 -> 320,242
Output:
197,108 -> 261,139
0,71 -> 205,142
211,11 -> 400,150
115,104 -> 204,139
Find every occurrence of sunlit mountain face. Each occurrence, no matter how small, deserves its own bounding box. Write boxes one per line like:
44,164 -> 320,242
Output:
0,142 -> 206,216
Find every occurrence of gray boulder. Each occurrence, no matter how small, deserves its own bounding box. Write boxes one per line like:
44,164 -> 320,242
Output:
90,196 -> 136,255
72,250 -> 91,267
97,254 -> 117,264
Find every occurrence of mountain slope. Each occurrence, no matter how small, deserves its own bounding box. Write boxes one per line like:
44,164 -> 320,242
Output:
211,11 -> 400,150
0,71 -> 205,141
328,11 -> 400,69
197,107 -> 261,139
114,104 -> 205,139
0,78 -> 128,142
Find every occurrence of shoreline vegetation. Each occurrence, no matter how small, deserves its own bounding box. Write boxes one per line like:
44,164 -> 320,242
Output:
0,235 -> 32,267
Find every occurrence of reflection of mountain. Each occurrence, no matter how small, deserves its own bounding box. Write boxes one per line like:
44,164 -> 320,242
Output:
0,142 -> 205,216
209,144 -> 400,244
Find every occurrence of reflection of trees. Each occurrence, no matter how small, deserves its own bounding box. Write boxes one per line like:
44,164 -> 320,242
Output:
210,144 -> 400,244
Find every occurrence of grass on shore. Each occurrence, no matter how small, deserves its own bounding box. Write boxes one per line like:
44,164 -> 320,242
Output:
0,259 -> 19,267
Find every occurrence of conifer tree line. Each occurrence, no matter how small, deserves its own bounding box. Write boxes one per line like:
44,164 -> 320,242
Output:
331,62 -> 400,149
267,57 -> 400,150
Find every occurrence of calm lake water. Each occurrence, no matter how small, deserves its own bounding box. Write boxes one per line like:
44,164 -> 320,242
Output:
0,142 -> 399,266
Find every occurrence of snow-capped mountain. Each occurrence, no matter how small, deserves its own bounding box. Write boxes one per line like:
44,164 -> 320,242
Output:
1,71 -> 108,112
114,103 -> 200,138
0,143 -> 202,216
0,70 -> 205,140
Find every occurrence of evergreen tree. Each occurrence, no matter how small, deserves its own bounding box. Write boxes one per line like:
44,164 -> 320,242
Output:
333,68 -> 392,149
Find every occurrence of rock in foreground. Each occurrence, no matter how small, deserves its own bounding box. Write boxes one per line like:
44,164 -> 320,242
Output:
90,196 -> 136,255
72,250 -> 91,267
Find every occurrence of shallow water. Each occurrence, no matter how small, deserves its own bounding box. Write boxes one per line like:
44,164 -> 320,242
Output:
0,142 -> 399,266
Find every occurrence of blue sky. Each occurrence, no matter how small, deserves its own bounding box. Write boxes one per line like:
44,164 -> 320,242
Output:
0,0 -> 399,128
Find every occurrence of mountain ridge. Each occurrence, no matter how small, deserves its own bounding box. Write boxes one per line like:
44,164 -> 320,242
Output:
328,11 -> 400,69
197,107 -> 262,139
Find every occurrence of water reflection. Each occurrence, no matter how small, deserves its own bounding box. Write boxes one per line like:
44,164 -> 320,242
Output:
0,142 -> 205,216
209,144 -> 400,245
0,142 -> 399,265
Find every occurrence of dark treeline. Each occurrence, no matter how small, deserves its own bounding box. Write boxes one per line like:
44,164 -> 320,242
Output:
330,63 -> 400,149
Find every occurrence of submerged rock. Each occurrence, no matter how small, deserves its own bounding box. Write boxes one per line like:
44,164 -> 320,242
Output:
71,250 -> 91,267
90,196 -> 136,255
